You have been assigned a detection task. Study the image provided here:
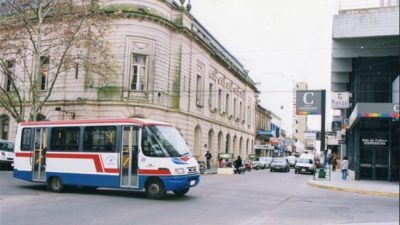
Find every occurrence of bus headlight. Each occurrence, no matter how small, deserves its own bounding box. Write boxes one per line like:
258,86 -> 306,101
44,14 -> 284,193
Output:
175,168 -> 185,174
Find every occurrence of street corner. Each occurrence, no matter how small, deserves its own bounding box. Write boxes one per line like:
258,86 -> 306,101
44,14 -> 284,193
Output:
307,179 -> 400,198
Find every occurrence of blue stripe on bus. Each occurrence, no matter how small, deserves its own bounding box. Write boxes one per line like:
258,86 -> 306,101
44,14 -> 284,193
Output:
46,172 -> 120,188
139,174 -> 200,191
14,169 -> 32,181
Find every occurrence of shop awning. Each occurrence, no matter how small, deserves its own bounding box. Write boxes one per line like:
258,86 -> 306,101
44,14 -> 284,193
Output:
349,103 -> 399,128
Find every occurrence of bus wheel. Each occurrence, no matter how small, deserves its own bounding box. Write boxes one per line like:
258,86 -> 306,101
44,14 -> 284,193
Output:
145,179 -> 165,200
48,177 -> 64,193
173,188 -> 189,197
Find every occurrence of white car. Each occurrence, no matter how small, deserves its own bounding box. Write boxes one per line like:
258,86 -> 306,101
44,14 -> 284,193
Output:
294,154 -> 315,174
286,156 -> 296,167
251,160 -> 260,170
0,139 -> 14,169
259,157 -> 273,169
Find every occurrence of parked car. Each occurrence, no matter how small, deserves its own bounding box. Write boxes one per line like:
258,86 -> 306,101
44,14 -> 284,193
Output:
0,139 -> 14,169
251,160 -> 260,170
286,156 -> 296,167
259,157 -> 273,169
270,157 -> 290,172
295,154 -> 316,174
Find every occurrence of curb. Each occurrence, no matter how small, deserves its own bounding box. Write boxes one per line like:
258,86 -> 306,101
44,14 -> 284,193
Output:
307,181 -> 399,198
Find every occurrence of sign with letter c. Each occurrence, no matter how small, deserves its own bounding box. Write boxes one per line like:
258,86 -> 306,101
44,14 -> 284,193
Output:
296,90 -> 323,115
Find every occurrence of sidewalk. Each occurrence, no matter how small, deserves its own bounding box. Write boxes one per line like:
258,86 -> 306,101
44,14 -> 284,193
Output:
203,167 -> 218,175
308,169 -> 399,197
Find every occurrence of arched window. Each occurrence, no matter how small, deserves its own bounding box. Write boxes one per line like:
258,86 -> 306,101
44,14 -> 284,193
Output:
194,125 -> 202,158
246,139 -> 249,158
239,137 -> 243,158
208,129 -> 214,153
0,115 -> 10,140
232,135 -> 237,156
225,133 -> 230,153
217,131 -> 223,154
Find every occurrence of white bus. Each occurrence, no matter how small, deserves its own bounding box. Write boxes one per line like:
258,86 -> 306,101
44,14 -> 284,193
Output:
13,118 -> 200,199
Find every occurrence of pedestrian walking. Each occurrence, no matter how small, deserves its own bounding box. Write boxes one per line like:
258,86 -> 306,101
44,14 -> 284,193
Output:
341,156 -> 349,180
331,154 -> 337,171
205,151 -> 212,169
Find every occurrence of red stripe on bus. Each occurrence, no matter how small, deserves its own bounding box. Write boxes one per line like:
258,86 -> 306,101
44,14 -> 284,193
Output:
139,169 -> 171,175
46,153 -> 104,173
104,168 -> 119,173
19,118 -> 170,127
16,152 -> 32,157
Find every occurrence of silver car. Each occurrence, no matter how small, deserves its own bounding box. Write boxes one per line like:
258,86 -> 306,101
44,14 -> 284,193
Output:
270,157 -> 290,172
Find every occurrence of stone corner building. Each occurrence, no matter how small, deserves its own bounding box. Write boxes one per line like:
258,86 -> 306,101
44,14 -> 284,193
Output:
0,0 -> 259,167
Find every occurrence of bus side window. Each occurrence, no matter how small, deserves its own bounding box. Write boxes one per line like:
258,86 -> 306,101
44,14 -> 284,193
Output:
21,128 -> 33,151
49,127 -> 80,151
83,126 -> 116,152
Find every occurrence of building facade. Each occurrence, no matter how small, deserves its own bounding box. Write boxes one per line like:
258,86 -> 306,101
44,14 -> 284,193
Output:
331,1 -> 399,181
255,104 -> 273,157
293,81 -> 308,145
0,0 -> 258,168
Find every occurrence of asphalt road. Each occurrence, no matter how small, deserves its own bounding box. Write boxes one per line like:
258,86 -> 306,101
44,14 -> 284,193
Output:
0,168 -> 398,225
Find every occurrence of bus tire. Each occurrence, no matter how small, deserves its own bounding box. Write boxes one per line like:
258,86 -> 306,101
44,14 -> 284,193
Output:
48,177 -> 64,193
173,188 -> 189,197
145,179 -> 165,200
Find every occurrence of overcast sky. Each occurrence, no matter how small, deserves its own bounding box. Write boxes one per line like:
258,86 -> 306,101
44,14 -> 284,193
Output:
190,0 -> 340,134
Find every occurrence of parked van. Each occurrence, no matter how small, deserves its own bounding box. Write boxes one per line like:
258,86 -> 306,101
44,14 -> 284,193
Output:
294,154 -> 315,174
0,139 -> 14,168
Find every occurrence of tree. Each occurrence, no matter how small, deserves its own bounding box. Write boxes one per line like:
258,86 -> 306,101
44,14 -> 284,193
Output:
0,0 -> 116,122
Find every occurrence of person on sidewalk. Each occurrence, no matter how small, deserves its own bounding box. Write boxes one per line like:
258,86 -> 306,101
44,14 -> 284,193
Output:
331,154 -> 337,171
341,156 -> 349,180
205,151 -> 212,169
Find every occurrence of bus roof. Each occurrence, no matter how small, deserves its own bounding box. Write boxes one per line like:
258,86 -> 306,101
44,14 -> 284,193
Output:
19,118 -> 171,127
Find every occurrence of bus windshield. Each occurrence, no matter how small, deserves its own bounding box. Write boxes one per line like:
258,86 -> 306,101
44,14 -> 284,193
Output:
142,125 -> 192,157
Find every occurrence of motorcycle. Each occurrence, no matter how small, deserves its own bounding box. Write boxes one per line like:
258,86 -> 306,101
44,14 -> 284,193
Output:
199,161 -> 206,174
234,166 -> 245,174
244,162 -> 251,172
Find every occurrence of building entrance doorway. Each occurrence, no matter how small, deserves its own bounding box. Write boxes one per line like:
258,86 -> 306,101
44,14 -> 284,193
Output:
360,146 -> 389,180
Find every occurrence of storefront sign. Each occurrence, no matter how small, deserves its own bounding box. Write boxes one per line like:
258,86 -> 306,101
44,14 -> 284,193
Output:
349,103 -> 400,127
331,92 -> 350,109
361,138 -> 389,147
296,90 -> 322,115
304,132 -> 316,140
254,145 -> 268,150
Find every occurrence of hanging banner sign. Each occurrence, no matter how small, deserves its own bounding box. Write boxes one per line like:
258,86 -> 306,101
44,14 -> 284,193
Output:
296,90 -> 322,115
331,92 -> 350,109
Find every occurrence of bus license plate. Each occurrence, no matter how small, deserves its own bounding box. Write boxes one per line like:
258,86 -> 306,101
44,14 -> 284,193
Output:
190,180 -> 195,186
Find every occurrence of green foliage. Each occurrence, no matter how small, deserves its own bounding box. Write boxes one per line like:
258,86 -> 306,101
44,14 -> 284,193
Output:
97,86 -> 122,100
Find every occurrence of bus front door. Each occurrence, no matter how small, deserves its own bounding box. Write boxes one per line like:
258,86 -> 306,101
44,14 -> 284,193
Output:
120,126 -> 139,188
32,128 -> 47,182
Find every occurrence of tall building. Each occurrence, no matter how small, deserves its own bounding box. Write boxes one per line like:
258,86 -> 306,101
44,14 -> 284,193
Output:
293,82 -> 308,146
0,0 -> 259,167
331,0 -> 399,181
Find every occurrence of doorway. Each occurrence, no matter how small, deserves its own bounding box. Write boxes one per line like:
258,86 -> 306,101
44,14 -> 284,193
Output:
360,146 -> 389,180
32,128 -> 46,182
120,126 -> 139,188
